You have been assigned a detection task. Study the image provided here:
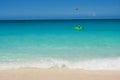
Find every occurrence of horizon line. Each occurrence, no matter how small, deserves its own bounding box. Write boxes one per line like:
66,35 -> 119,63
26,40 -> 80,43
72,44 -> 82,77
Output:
0,18 -> 120,21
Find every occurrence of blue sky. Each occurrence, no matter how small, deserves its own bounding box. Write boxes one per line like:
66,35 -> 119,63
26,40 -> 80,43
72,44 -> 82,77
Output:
0,0 -> 120,19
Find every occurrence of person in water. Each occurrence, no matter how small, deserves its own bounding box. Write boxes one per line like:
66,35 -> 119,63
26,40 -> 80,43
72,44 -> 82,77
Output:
77,25 -> 81,28
74,25 -> 83,30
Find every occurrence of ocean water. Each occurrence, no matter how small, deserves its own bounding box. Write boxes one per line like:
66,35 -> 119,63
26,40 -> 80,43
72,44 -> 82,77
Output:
0,19 -> 120,70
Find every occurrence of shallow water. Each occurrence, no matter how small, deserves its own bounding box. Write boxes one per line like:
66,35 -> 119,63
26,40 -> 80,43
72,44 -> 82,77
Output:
0,19 -> 120,70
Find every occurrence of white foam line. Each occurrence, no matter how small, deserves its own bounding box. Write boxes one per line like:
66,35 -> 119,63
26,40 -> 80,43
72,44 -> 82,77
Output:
0,57 -> 120,70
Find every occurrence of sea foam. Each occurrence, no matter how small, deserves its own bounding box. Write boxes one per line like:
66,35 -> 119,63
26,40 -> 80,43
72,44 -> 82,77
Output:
0,57 -> 120,70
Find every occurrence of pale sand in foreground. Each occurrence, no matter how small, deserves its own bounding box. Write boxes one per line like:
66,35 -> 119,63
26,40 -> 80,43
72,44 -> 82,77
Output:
0,68 -> 120,80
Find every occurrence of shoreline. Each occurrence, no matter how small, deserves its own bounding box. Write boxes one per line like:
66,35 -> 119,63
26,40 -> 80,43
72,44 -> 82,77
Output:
0,68 -> 120,80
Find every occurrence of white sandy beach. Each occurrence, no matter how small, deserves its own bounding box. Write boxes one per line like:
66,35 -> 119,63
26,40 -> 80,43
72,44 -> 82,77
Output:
0,68 -> 120,80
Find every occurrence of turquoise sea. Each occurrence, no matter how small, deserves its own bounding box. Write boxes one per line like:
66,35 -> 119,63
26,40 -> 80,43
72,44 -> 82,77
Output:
0,19 -> 120,70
